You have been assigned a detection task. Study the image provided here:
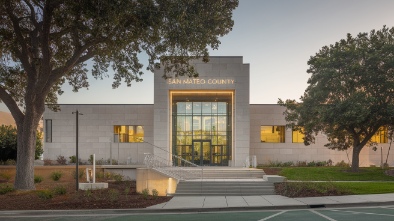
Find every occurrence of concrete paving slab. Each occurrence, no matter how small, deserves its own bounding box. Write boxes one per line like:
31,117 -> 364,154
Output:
294,197 -> 340,205
225,196 -> 248,207
146,202 -> 167,209
325,195 -> 371,204
147,193 -> 394,210
242,196 -> 273,207
352,194 -> 394,202
162,196 -> 205,209
261,195 -> 306,206
203,196 -> 228,208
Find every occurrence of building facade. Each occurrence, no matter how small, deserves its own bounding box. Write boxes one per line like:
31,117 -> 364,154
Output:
43,56 -> 394,167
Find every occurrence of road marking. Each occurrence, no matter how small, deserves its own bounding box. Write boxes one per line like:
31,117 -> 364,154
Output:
310,210 -> 337,221
329,209 -> 394,217
258,211 -> 287,221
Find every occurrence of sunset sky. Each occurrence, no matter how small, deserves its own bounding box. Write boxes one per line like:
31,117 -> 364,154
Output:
2,0 -> 394,112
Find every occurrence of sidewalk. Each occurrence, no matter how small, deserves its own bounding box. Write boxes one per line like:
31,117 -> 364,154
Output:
147,193 -> 394,210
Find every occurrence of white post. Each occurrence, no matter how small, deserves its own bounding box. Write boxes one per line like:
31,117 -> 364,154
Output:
381,146 -> 383,168
93,154 -> 96,183
86,168 -> 90,183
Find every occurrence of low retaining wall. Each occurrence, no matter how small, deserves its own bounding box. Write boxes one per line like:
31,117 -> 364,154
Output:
136,168 -> 178,196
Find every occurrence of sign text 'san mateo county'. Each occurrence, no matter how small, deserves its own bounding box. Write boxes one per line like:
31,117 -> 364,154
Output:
167,79 -> 235,85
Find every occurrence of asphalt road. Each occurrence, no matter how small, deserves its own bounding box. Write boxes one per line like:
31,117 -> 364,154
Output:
2,205 -> 394,221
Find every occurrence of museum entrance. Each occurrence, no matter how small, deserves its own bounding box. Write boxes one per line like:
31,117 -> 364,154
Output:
171,91 -> 233,166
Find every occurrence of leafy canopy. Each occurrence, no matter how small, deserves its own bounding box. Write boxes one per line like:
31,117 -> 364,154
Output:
0,0 -> 238,112
279,26 -> 394,152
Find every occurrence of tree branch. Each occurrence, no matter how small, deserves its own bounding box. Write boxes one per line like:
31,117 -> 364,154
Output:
4,2 -> 34,76
0,86 -> 24,125
22,0 -> 39,29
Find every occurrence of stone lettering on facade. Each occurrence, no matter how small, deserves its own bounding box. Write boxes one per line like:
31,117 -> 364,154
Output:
167,78 -> 235,85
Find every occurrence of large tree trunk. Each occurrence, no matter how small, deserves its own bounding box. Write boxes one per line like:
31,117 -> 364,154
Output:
14,102 -> 44,190
351,146 -> 362,172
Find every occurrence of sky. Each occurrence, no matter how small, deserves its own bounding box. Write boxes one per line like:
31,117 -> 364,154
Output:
2,0 -> 394,112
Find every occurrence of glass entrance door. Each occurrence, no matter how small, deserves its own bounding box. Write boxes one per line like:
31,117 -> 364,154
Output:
192,140 -> 211,166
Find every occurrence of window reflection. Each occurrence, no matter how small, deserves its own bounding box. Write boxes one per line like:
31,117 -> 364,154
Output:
261,126 -> 285,143
114,125 -> 144,143
173,101 -> 231,166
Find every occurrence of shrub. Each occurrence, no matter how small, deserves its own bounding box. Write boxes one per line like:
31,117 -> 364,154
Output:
69,155 -> 77,164
282,161 -> 294,167
88,155 -> 93,165
50,171 -> 63,181
34,175 -> 43,183
4,159 -> 16,165
141,188 -> 149,199
108,189 -> 120,202
85,189 -> 92,198
113,173 -> 123,182
107,159 -> 118,165
296,161 -> 307,167
124,186 -> 130,195
72,169 -> 85,180
56,155 -> 67,165
95,171 -> 105,180
152,189 -> 159,199
95,158 -> 106,165
53,185 -> 67,195
0,172 -> 12,181
43,158 -> 53,166
335,160 -> 350,168
0,184 -> 14,195
36,190 -> 53,199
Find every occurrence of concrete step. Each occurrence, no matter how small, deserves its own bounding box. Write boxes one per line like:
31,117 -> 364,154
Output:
174,179 -> 276,196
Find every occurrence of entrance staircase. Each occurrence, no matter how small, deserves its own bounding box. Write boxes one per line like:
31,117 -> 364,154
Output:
173,168 -> 276,196
143,145 -> 278,196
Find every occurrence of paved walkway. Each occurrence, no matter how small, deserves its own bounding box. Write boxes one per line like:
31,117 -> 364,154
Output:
148,193 -> 394,210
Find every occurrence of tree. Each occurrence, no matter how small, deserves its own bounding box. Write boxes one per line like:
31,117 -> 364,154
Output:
0,0 -> 238,189
278,26 -> 394,172
0,125 -> 43,162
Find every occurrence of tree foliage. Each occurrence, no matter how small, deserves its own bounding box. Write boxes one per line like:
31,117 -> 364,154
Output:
279,26 -> 394,171
0,125 -> 43,162
0,0 -> 238,189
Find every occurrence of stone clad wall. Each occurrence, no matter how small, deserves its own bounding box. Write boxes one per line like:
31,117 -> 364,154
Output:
250,104 -> 394,167
43,104 -> 154,164
154,56 -> 250,166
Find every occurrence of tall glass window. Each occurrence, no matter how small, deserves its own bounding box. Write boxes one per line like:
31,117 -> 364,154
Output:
172,93 -> 232,166
45,119 -> 52,143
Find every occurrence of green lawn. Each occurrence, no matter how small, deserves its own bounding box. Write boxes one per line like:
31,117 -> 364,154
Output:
279,182 -> 394,197
278,167 -> 394,181
334,182 -> 394,194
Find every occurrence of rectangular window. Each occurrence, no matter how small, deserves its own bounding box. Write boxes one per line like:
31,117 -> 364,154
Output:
261,126 -> 285,143
292,127 -> 305,143
371,127 -> 388,143
45,119 -> 52,143
113,125 -> 144,143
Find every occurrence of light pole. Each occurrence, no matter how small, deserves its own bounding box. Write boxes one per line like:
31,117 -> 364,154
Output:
72,110 -> 83,191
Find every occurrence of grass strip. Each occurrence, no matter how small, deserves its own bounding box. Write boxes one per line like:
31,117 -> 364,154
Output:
279,167 -> 394,181
276,182 -> 394,197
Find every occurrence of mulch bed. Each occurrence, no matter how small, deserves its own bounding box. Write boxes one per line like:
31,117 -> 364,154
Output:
0,181 -> 171,210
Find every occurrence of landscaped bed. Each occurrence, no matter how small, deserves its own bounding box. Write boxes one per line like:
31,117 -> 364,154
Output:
0,166 -> 171,210
1,166 -> 394,210
262,166 -> 394,197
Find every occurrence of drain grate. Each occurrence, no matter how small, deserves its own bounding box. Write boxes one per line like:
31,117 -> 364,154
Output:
308,204 -> 326,208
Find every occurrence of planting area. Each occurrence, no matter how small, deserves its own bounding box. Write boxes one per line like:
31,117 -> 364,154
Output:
269,167 -> 394,197
0,166 -> 171,210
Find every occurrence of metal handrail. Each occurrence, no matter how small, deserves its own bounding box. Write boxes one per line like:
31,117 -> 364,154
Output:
143,142 -> 203,180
